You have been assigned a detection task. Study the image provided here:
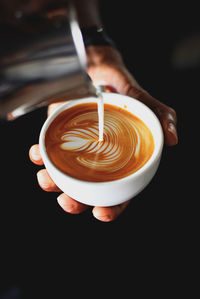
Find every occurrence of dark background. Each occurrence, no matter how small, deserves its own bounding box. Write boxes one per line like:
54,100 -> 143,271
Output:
0,1 -> 198,298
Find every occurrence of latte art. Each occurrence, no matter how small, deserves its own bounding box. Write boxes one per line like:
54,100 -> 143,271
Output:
45,103 -> 154,182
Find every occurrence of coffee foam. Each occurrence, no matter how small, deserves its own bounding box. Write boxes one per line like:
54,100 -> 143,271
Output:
45,103 -> 154,182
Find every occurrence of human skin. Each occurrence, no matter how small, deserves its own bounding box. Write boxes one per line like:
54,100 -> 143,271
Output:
0,1 -> 177,220
29,45 -> 178,222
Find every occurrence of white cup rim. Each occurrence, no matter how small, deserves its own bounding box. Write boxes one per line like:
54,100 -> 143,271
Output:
39,92 -> 164,186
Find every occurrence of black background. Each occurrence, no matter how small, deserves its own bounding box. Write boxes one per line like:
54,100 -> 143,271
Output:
0,1 -> 198,298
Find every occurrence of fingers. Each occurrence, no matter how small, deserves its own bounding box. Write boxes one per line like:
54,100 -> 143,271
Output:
57,193 -> 88,214
57,192 -> 130,220
30,145 -> 60,191
158,105 -> 178,146
127,86 -> 178,146
29,144 -> 43,165
92,200 -> 131,222
38,173 -> 129,220
30,145 -> 129,221
37,169 -> 61,192
37,169 -> 89,213
37,168 -> 130,220
36,168 -> 130,220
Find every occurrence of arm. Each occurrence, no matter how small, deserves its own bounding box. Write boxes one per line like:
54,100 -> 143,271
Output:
29,0 -> 178,222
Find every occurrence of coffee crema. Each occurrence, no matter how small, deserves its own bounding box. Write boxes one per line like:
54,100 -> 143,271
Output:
45,103 -> 154,182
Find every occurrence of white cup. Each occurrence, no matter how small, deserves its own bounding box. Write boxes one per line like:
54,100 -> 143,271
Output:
39,92 -> 164,207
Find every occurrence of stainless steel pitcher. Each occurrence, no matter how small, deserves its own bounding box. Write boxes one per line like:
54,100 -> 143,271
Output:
0,4 -> 96,120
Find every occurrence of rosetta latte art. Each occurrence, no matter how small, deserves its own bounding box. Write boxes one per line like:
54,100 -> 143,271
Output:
45,103 -> 154,182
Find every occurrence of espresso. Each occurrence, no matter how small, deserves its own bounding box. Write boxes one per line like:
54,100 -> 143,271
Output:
45,103 -> 154,182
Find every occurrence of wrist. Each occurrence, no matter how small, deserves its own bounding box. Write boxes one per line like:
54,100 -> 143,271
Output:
81,26 -> 116,48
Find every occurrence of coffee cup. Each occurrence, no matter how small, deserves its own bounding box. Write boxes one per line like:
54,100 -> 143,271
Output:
39,92 -> 164,207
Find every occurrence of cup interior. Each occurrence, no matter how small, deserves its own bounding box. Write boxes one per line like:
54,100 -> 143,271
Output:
39,92 -> 163,187
40,92 -> 163,172
39,92 -> 164,206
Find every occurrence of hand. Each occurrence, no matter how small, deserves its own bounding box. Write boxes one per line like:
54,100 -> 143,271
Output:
29,46 -> 178,222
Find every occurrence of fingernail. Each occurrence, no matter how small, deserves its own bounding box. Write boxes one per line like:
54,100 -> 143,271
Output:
168,122 -> 176,134
37,171 -> 50,189
92,210 -> 111,222
168,122 -> 178,144
31,146 -> 41,160
57,195 -> 74,212
97,216 -> 111,222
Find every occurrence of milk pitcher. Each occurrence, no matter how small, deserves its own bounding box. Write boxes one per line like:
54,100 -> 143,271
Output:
0,4 -> 96,120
